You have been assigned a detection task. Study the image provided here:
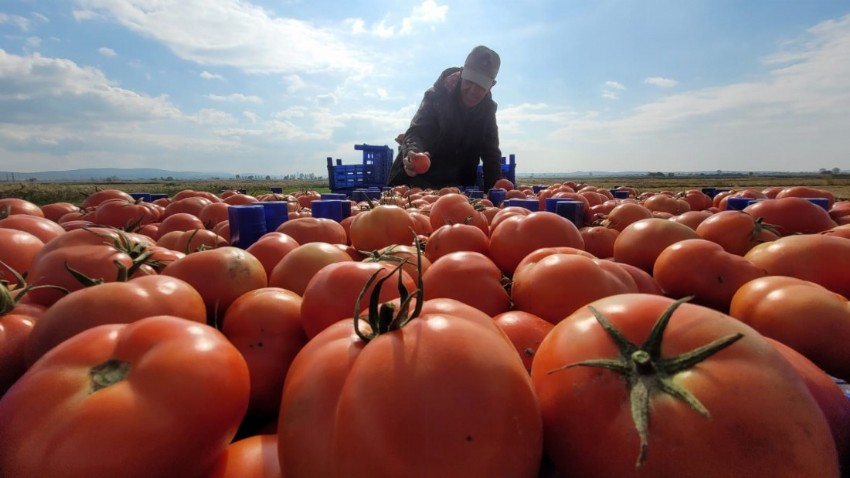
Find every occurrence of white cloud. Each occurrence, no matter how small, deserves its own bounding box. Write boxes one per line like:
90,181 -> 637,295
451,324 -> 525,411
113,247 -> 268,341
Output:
207,93 -> 263,104
0,13 -> 31,31
200,71 -> 225,81
73,0 -> 372,75
282,74 -> 306,94
191,108 -> 237,125
98,47 -> 117,57
644,77 -> 678,88
347,0 -> 447,37
601,80 -> 625,100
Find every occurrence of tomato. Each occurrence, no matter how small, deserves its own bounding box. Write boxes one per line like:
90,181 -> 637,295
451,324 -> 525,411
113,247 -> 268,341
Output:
40,202 -> 80,222
156,212 -> 207,239
668,209 -> 713,230
366,244 -> 432,283
531,294 -> 839,477
489,211 -> 585,276
267,242 -> 353,296
299,261 -> 416,338
409,152 -> 431,173
612,217 -> 699,272
163,196 -> 215,218
278,296 -> 542,477
642,192 -> 690,215
424,223 -> 490,262
276,216 -> 347,245
161,247 -> 267,324
678,189 -> 713,211
244,232 -> 301,279
157,228 -> 229,252
694,210 -> 780,255
492,310 -> 554,373
198,202 -> 231,229
0,312 -> 35,394
0,214 -> 66,243
653,238 -> 766,312
601,202 -> 653,232
204,434 -> 282,478
0,228 -> 44,287
81,189 -> 134,209
221,287 -> 307,419
0,198 -> 45,217
488,205 -> 532,230
729,275 -> 850,380
422,251 -> 510,316
511,251 -> 638,324
821,223 -> 850,240
765,337 -> 850,470
92,198 -> 162,230
616,261 -> 664,295
348,204 -> 417,251
428,193 -> 488,235
743,197 -> 837,235
579,225 -> 619,259
774,185 -> 836,209
744,234 -> 850,298
0,315 -> 250,478
25,274 -> 207,366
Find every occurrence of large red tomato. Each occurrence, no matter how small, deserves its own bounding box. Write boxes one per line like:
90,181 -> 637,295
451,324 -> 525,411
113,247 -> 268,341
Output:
422,251 -> 510,316
612,217 -> 699,272
492,310 -> 554,373
531,294 -> 839,477
489,211 -> 585,276
424,223 -> 490,262
267,242 -> 353,296
0,214 -> 66,243
221,287 -> 307,419
652,238 -> 766,312
729,275 -> 850,380
743,197 -> 837,235
0,315 -> 250,478
278,297 -> 542,477
204,434 -> 282,478
694,209 -> 780,255
744,234 -> 850,298
25,274 -> 207,366
0,311 -> 35,394
0,228 -> 44,288
348,204 -> 417,251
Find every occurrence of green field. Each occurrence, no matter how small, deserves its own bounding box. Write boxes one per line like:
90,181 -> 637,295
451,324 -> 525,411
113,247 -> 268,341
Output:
1,174 -> 848,206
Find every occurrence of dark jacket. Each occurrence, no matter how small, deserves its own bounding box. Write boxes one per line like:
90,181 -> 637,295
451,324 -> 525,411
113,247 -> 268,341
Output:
386,67 -> 502,190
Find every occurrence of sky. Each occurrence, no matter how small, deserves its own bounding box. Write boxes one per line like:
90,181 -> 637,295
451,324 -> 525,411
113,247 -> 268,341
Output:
1,0 -> 849,178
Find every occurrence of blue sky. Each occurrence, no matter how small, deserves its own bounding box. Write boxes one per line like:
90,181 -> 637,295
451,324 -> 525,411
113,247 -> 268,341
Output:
1,0 -> 849,177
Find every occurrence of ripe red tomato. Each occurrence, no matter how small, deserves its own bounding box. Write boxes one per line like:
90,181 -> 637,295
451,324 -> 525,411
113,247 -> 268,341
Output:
744,234 -> 850,298
0,312 -> 35,393
0,228 -> 44,287
80,189 -> 134,209
244,232 -> 301,279
729,275 -> 850,380
579,225 -> 619,259
489,211 -> 585,276
348,204 -> 417,251
409,152 -> 431,174
92,198 -> 162,229
743,197 -> 837,235
601,202 -> 653,232
422,251 -> 510,316
774,185 -> 836,209
695,209 -> 780,255
267,242 -> 353,296
652,238 -> 766,312
204,434 -> 282,478
278,297 -> 542,477
492,310 -> 554,373
531,294 -> 840,477
0,214 -> 66,243
511,251 -> 638,324
276,216 -> 347,245
424,223 -> 490,262
25,274 -> 207,366
299,261 -> 416,338
0,198 -> 45,217
612,217 -> 699,272
221,287 -> 308,419
161,246 -> 267,324
0,315 -> 250,478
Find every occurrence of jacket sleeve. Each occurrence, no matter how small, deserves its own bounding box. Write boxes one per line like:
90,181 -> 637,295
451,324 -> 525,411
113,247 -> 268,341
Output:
386,91 -> 439,186
479,105 -> 503,191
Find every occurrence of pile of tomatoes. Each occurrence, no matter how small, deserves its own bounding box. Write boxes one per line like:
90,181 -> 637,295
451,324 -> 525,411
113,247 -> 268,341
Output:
0,182 -> 848,478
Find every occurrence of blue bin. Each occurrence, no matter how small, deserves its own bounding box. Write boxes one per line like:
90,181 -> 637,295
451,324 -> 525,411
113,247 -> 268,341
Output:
228,205 -> 267,249
260,201 -> 289,231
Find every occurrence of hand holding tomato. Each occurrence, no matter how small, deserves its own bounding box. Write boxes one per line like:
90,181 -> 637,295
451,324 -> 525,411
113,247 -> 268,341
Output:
403,151 -> 431,176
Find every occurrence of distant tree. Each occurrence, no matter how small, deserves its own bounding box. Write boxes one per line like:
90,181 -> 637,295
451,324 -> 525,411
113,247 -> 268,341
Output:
833,167 -> 841,174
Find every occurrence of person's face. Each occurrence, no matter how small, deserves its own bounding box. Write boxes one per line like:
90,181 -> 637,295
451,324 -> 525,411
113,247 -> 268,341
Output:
460,79 -> 493,107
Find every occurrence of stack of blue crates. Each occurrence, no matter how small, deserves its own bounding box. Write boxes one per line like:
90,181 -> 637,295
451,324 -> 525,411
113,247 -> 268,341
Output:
326,144 -> 394,195
476,154 -> 517,187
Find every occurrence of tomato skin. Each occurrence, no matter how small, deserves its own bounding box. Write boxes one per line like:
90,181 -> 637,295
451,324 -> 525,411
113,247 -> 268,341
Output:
489,211 -> 585,276
0,198 -> 45,217
744,234 -> 850,298
203,434 -> 282,478
0,313 -> 35,394
161,247 -> 268,324
221,288 -> 307,419
531,293 -> 839,478
512,251 -> 638,324
652,238 -> 766,312
422,251 -> 510,317
279,298 -> 542,478
0,214 -> 66,243
729,275 -> 850,380
25,274 -> 207,366
0,315 -> 250,478
612,218 -> 699,272
743,197 -> 837,235
244,232 -> 300,279
267,242 -> 353,296
424,223 -> 490,262
276,216 -> 347,245
579,225 -> 619,259
695,210 -> 780,255
0,228 -> 44,287
765,337 -> 850,470
348,204 -> 417,251
493,310 -> 554,373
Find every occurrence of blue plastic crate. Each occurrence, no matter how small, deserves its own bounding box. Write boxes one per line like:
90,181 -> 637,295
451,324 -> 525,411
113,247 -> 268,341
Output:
476,153 -> 517,188
327,144 -> 394,194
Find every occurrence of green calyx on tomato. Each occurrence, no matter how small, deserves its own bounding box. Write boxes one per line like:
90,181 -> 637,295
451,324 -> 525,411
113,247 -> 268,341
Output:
89,358 -> 131,393
0,260 -> 68,314
548,297 -> 744,468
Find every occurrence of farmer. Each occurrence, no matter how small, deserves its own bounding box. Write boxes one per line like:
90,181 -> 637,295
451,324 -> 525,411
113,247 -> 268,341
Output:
386,45 -> 503,191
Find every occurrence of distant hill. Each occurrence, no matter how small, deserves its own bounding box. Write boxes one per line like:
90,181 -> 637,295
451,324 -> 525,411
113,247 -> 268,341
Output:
0,168 -> 239,182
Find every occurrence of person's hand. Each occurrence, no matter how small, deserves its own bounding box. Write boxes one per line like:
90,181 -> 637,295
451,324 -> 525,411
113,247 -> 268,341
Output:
403,151 -> 431,176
